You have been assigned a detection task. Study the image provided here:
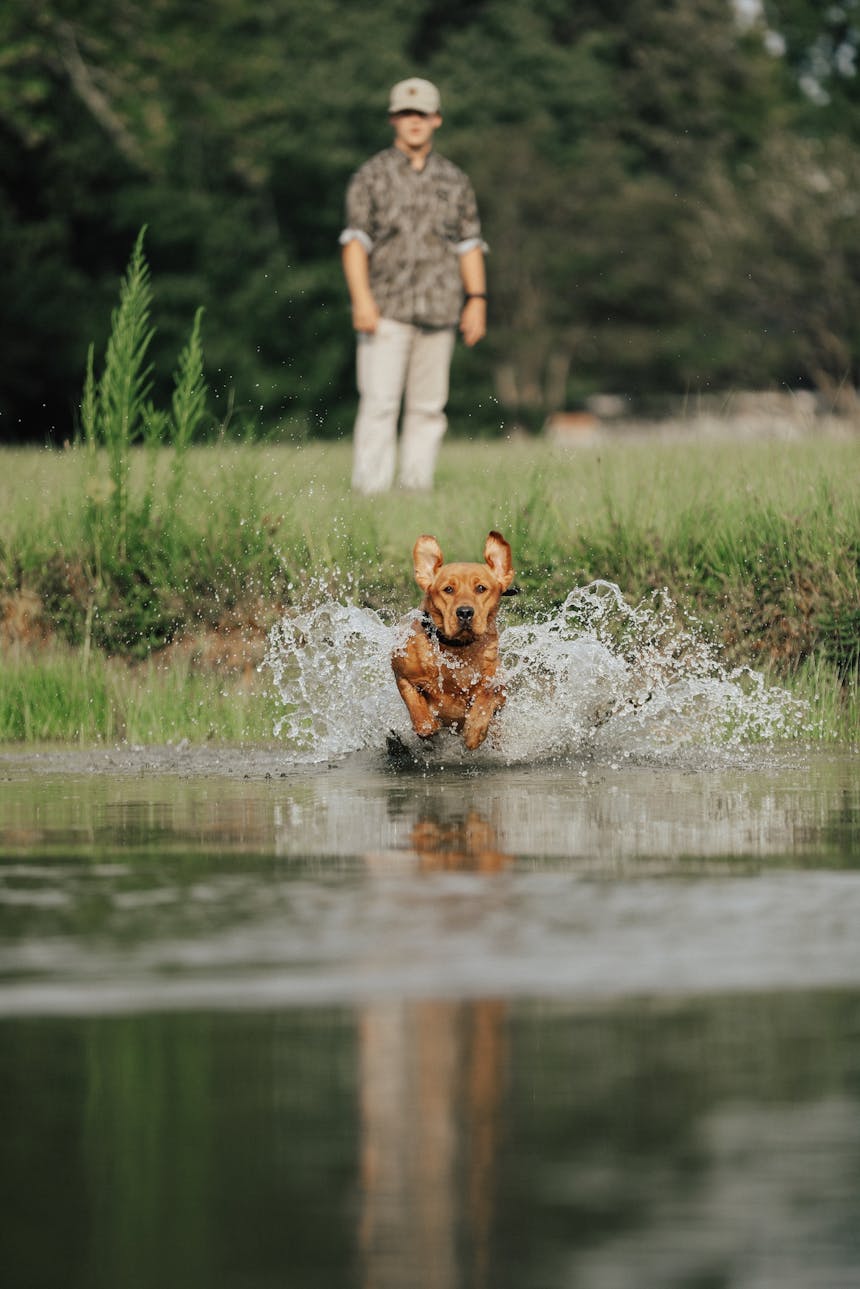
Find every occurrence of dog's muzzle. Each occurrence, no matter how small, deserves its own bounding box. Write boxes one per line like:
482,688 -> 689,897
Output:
422,612 -> 473,648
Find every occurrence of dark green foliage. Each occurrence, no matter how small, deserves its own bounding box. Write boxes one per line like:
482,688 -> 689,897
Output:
36,506 -> 289,660
820,538 -> 860,680
2,0 -> 860,440
819,605 -> 860,679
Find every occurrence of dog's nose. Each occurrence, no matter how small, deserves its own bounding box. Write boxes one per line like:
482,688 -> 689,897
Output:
456,605 -> 474,625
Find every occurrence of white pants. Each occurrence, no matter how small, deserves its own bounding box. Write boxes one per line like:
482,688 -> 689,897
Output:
352,318 -> 456,494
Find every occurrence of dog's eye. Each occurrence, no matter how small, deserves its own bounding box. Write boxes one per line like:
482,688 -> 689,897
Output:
476,584 -> 487,594
443,585 -> 455,595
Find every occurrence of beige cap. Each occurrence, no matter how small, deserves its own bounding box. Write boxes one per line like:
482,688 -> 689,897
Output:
388,78 -> 441,115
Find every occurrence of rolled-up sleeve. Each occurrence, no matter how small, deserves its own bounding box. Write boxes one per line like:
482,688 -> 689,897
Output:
339,170 -> 375,251
339,228 -> 373,251
455,236 -> 489,255
455,179 -> 488,254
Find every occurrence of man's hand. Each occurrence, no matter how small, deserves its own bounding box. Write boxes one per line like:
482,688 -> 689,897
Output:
352,293 -> 380,333
342,240 -> 379,333
459,297 -> 486,348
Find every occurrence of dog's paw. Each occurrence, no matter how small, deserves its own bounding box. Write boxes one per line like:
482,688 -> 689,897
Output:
462,726 -> 489,751
411,707 -> 442,739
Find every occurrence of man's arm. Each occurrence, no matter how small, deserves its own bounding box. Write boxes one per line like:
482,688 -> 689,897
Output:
341,238 -> 380,333
458,244 -> 486,348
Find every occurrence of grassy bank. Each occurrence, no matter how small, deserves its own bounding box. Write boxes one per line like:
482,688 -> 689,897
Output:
0,648 -> 276,745
2,436 -> 858,745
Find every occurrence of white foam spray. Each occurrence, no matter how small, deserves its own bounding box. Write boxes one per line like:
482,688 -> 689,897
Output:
262,580 -> 809,765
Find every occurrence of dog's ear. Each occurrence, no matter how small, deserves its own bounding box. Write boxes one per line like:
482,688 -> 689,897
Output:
413,535 -> 444,590
484,531 -> 514,590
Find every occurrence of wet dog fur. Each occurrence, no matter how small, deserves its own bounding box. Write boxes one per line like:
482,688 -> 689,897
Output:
391,531 -> 515,750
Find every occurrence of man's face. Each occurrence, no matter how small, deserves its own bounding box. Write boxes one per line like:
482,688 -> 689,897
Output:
389,109 -> 442,151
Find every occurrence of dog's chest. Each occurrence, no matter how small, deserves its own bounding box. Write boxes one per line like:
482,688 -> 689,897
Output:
422,638 -> 488,694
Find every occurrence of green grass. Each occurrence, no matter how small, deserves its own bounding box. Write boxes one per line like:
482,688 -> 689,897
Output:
0,648 -> 277,745
2,435 -> 858,745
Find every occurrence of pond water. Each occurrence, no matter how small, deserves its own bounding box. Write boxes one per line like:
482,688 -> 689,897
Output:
1,742 -> 859,1288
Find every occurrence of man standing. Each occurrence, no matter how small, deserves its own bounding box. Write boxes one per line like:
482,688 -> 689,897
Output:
340,78 -> 488,494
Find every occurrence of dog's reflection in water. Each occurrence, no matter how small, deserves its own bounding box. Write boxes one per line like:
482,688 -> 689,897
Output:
358,807 -> 510,1289
410,809 -> 512,872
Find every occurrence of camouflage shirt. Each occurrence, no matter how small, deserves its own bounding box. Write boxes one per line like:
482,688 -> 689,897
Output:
340,147 -> 486,328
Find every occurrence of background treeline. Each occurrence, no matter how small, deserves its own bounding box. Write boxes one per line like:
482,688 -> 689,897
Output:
3,0 -> 860,443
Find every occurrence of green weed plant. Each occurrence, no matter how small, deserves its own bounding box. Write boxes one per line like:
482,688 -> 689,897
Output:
76,228 -> 212,655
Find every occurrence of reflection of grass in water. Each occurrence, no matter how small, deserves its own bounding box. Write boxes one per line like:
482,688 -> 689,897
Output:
2,437 -> 858,744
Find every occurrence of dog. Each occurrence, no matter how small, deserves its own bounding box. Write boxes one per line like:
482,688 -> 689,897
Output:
391,531 -> 515,750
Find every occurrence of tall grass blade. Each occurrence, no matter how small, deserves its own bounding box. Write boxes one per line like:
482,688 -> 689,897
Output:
97,226 -> 156,554
81,343 -> 97,451
166,307 -> 208,514
172,307 -> 207,453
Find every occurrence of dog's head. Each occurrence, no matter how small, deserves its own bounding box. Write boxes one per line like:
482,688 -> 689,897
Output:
413,531 -> 514,644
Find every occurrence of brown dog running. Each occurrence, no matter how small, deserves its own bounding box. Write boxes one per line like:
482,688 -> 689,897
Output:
391,531 -> 515,750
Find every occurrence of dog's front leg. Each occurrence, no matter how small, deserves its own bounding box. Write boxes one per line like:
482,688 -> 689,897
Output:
395,676 -> 442,739
463,682 -> 505,750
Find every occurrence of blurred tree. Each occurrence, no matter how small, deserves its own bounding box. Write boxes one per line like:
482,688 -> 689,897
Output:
435,0 -> 791,416
757,0 -> 860,134
711,1 -> 860,400
1,0 -> 859,441
0,0 -> 404,440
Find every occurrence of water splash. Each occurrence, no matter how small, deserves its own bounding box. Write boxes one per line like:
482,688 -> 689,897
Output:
262,581 -> 808,765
